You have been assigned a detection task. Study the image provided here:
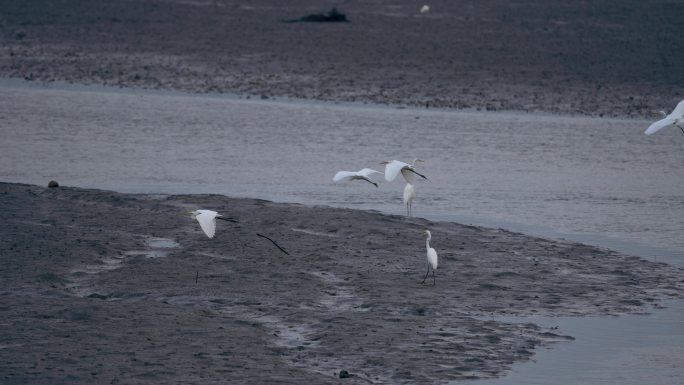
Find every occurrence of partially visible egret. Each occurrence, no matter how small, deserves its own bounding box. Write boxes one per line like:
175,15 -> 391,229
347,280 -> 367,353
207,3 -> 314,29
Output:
645,100 -> 684,135
422,230 -> 438,285
404,183 -> 415,217
188,209 -> 237,239
381,159 -> 427,183
333,168 -> 382,187
420,5 -> 430,13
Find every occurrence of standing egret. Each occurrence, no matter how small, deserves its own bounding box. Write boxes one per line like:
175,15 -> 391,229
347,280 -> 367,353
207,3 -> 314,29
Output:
645,100 -> 684,135
381,159 -> 427,183
421,230 -> 438,285
420,5 -> 430,13
188,209 -> 237,239
404,183 -> 415,217
383,159 -> 427,216
333,168 -> 382,187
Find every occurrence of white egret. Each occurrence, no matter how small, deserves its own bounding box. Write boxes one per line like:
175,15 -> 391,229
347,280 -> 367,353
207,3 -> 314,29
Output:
420,5 -> 430,13
645,100 -> 684,135
188,209 -> 236,239
404,183 -> 415,217
333,168 -> 382,187
421,230 -> 438,285
381,159 -> 427,183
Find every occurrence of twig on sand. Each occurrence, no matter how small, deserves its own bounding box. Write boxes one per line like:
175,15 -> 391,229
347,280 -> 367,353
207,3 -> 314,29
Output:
256,233 -> 290,255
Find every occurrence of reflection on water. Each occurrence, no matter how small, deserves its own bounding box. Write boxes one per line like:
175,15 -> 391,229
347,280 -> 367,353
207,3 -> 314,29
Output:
1,80 -> 683,384
1,80 -> 682,262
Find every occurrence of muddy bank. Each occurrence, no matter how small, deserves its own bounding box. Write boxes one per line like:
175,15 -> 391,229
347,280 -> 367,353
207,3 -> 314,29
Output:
1,182 -> 682,384
1,0 -> 682,117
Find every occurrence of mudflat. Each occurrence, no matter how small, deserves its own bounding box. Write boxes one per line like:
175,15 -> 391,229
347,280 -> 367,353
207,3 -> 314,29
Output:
1,182 -> 681,384
2,1 -> 683,383
1,0 -> 682,117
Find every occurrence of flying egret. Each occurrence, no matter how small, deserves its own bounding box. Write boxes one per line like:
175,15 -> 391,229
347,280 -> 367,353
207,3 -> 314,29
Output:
381,159 -> 427,183
420,5 -> 430,13
421,230 -> 438,285
188,209 -> 237,239
333,168 -> 382,187
404,183 -> 415,217
645,100 -> 684,135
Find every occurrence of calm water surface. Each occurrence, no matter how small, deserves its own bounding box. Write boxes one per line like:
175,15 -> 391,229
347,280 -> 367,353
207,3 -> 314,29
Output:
1,80 -> 683,383
473,299 -> 684,385
1,80 -> 682,261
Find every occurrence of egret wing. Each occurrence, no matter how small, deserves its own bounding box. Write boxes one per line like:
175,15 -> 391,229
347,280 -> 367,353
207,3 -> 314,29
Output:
384,160 -> 408,182
400,168 -> 417,183
645,117 -> 673,135
357,168 -> 381,177
670,100 -> 684,117
333,171 -> 356,182
196,211 -> 218,238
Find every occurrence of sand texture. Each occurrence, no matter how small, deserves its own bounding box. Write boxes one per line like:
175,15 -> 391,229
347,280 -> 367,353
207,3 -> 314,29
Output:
1,0 -> 683,117
2,2 -> 684,381
1,182 -> 682,384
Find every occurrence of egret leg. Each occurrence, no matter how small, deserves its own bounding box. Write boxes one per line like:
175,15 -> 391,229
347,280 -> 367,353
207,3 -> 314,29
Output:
363,178 -> 378,187
432,270 -> 436,286
421,264 -> 430,284
409,169 -> 428,180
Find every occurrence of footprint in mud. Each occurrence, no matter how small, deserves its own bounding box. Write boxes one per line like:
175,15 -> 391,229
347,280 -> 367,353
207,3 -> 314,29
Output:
291,227 -> 338,238
66,236 -> 180,298
195,251 -> 237,261
307,271 -> 367,312
125,237 -> 180,259
256,314 -> 321,349
206,301 -> 321,350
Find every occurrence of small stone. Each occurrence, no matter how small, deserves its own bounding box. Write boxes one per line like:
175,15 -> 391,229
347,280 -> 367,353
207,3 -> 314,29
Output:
339,370 -> 351,379
47,180 -> 59,188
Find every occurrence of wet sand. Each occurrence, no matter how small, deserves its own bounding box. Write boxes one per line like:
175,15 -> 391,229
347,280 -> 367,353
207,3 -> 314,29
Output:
1,182 -> 682,384
2,1 -> 684,382
1,0 -> 683,117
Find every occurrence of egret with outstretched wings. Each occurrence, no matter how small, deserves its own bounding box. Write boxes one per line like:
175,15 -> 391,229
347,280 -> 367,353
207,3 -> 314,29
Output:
188,209 -> 236,238
333,168 -> 382,187
381,159 -> 427,183
645,100 -> 684,135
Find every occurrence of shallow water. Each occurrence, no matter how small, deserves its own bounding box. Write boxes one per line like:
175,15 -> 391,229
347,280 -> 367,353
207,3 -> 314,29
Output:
1,79 -> 682,264
1,80 -> 683,383
473,299 -> 684,385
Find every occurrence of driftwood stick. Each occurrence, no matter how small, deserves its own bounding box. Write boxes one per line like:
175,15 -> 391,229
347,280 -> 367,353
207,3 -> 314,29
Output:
256,233 -> 290,255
